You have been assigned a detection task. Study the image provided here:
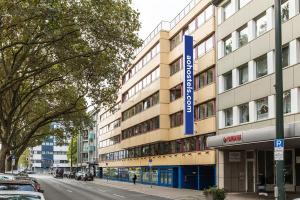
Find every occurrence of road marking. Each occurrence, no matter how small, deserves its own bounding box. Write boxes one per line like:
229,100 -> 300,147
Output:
113,194 -> 125,198
66,189 -> 73,193
98,189 -> 107,192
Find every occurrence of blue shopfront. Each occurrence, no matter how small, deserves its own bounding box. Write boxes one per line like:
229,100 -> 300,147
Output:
102,165 -> 215,190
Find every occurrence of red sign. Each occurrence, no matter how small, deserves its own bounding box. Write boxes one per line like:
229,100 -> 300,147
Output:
223,134 -> 242,143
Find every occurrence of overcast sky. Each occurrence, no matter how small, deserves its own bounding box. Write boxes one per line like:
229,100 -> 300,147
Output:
131,0 -> 191,40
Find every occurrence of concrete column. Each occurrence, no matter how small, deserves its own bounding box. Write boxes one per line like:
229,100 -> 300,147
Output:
291,88 -> 300,114
218,40 -> 225,59
248,60 -> 256,81
233,106 -> 239,126
218,7 -> 224,25
266,7 -> 274,31
217,150 -> 225,189
267,51 -> 275,74
289,0 -> 299,18
232,68 -> 239,88
247,20 -> 256,41
218,75 -> 224,94
268,95 -> 275,118
219,111 -> 225,129
289,39 -> 299,66
232,31 -> 239,50
232,0 -> 239,13
249,101 -> 256,122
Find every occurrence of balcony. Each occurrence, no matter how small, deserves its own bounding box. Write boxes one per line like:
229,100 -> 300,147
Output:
88,132 -> 95,140
89,145 -> 96,152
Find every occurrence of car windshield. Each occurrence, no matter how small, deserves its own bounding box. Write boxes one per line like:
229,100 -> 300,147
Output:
0,184 -> 35,192
0,194 -> 41,200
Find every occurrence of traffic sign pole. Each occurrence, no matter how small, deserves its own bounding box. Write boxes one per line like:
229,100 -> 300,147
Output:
274,0 -> 285,199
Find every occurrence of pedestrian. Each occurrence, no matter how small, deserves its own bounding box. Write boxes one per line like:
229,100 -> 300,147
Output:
132,173 -> 137,184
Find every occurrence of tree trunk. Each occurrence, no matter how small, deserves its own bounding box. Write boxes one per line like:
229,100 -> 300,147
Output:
13,157 -> 19,170
5,157 -> 12,172
0,145 -> 9,173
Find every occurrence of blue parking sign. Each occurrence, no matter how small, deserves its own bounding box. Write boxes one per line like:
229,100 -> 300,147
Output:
274,139 -> 284,148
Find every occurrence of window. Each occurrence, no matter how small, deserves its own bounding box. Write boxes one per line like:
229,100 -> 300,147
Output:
206,35 -> 214,51
256,13 -> 267,37
238,25 -> 248,47
170,58 -> 182,76
170,112 -> 183,128
282,45 -> 289,68
281,0 -> 289,22
239,0 -> 251,9
224,35 -> 233,55
170,84 -> 182,102
255,54 -> 268,78
283,91 -> 291,114
194,67 -> 215,90
238,63 -> 248,85
239,103 -> 249,123
224,108 -> 233,126
194,100 -> 215,120
223,0 -> 234,20
205,5 -> 214,19
197,12 -> 205,27
170,33 -> 181,50
223,71 -> 232,90
256,97 -> 268,120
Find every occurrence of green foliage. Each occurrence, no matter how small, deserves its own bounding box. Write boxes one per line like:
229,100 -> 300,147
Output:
0,0 -> 141,172
18,148 -> 30,169
204,187 -> 226,200
67,137 -> 77,164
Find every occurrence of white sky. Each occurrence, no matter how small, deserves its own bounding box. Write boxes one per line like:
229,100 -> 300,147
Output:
131,0 -> 191,40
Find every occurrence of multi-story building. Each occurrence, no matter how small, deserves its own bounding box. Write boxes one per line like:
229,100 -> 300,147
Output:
97,0 -> 217,190
77,111 -> 98,174
208,0 -> 300,193
30,136 -> 70,173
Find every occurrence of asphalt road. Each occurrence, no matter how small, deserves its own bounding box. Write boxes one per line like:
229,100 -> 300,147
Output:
34,175 -> 169,200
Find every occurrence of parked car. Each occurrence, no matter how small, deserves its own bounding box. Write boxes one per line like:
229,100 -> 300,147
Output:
0,180 -> 37,192
0,191 -> 45,200
53,169 -> 64,178
14,177 -> 42,193
0,173 -> 16,181
75,171 -> 93,181
65,171 -> 75,179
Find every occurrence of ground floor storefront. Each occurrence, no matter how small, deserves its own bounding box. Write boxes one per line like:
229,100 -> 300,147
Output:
99,165 -> 215,190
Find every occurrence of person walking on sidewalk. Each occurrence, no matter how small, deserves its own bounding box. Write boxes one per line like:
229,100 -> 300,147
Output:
132,173 -> 137,184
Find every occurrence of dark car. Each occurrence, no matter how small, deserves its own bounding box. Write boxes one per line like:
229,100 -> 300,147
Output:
75,171 -> 93,181
0,180 -> 37,192
53,169 -> 64,178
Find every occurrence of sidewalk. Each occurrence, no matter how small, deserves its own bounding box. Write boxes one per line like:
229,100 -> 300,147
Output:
93,178 -> 300,200
94,178 -> 206,200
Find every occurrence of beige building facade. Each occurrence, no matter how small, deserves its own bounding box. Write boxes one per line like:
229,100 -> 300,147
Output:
96,0 -> 217,189
208,0 -> 300,193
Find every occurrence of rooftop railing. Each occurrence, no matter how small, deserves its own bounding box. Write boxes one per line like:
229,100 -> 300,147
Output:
134,0 -> 202,56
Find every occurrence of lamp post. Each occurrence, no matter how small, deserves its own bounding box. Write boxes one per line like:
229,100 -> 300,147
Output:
274,0 -> 285,199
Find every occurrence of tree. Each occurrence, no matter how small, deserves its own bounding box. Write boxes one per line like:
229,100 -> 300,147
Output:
67,136 -> 77,169
0,0 -> 141,172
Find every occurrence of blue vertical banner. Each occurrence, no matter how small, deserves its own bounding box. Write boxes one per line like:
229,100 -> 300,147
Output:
183,35 -> 194,135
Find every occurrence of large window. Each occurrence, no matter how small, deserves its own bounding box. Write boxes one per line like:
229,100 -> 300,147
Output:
223,71 -> 232,91
281,0 -> 289,22
194,67 -> 215,90
256,97 -> 268,120
224,35 -> 233,55
282,45 -> 290,68
170,57 -> 182,76
122,117 -> 159,140
170,112 -> 183,128
238,63 -> 248,85
170,33 -> 181,50
194,100 -> 215,121
223,0 -> 234,20
170,84 -> 182,102
238,25 -> 248,47
239,103 -> 249,123
194,35 -> 215,59
255,54 -> 268,78
224,108 -> 233,127
256,13 -> 267,37
283,91 -> 291,114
